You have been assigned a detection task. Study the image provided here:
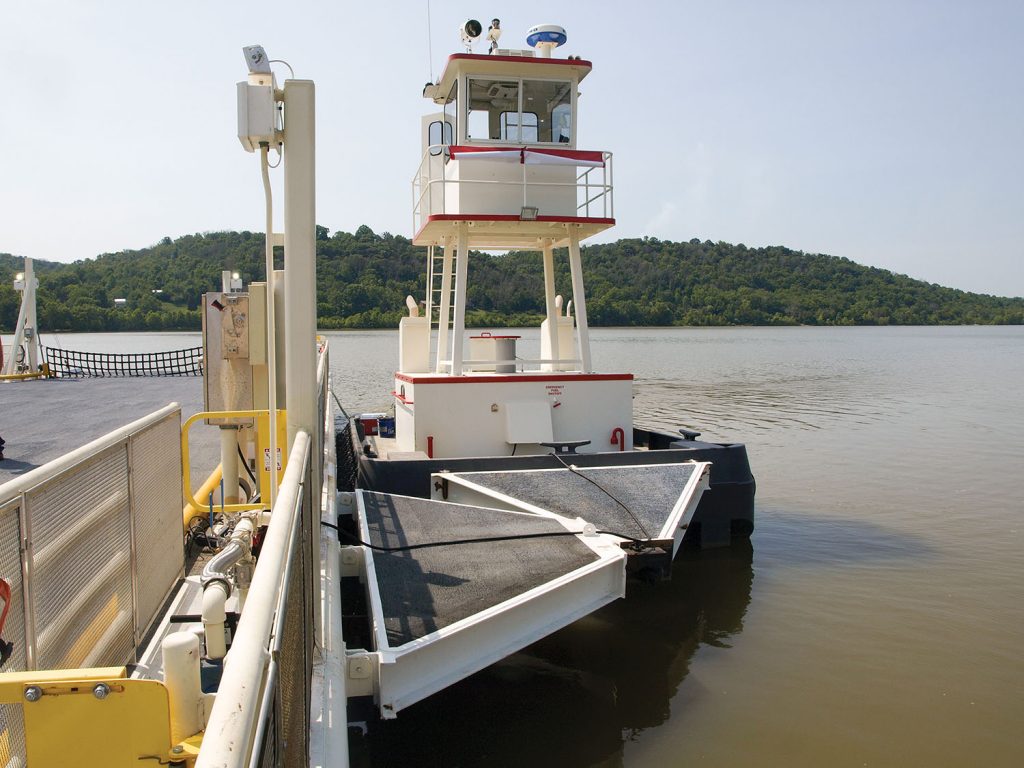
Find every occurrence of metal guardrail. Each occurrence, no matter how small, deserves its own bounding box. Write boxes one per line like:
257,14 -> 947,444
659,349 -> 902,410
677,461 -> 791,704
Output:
411,144 -> 614,234
198,343 -> 331,768
196,432 -> 311,768
0,404 -> 185,767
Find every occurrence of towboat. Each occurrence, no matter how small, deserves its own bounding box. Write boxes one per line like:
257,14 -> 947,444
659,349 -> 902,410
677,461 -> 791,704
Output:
346,25 -> 754,549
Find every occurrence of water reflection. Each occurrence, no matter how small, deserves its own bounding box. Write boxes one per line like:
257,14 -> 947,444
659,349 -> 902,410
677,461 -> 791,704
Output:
357,543 -> 753,767
753,510 -> 937,568
634,372 -> 911,437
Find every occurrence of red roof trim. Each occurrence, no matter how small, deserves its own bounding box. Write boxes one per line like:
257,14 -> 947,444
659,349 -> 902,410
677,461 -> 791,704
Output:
425,214 -> 615,225
446,53 -> 592,70
396,372 -> 633,385
413,215 -> 615,244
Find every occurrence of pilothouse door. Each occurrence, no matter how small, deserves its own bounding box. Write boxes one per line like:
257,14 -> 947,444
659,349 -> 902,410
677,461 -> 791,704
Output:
421,113 -> 452,216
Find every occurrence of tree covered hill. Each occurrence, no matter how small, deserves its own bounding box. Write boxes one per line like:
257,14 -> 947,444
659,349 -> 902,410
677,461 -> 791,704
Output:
2,228 -> 1021,332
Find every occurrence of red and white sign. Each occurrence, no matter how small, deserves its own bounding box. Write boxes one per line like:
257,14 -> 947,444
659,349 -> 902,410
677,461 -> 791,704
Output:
263,447 -> 282,472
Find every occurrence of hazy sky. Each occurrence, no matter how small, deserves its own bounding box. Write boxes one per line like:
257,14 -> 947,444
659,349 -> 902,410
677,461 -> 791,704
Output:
2,1 -> 1022,297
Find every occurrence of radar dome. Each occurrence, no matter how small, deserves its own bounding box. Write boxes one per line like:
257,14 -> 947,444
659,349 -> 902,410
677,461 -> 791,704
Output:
526,24 -> 567,58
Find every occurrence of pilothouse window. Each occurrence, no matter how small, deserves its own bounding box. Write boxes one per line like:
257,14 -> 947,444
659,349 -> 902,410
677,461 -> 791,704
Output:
465,76 -> 572,144
428,120 -> 453,155
500,111 -> 538,143
523,79 -> 572,143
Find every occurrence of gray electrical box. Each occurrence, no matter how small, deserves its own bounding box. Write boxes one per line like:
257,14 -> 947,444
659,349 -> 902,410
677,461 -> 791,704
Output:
203,292 -> 254,425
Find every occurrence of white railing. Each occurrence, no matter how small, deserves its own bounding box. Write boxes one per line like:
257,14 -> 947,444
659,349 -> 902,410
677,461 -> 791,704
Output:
0,404 -> 184,767
199,342 -> 336,768
0,403 -> 184,672
197,431 -> 311,768
411,144 -> 614,235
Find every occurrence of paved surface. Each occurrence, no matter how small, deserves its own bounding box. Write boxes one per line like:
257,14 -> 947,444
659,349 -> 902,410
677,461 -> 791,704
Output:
0,376 -> 215,488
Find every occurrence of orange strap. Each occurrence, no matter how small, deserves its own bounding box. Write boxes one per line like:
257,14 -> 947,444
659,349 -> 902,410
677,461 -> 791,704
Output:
0,578 -> 10,636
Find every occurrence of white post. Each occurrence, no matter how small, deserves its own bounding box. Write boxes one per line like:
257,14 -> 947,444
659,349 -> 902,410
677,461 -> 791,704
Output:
162,632 -> 204,745
424,244 -> 434,362
542,243 -> 559,367
282,78 -> 320,642
25,259 -> 39,370
219,270 -> 240,503
434,236 -> 454,373
567,231 -> 592,373
450,223 -> 470,376
283,78 -> 317,455
4,258 -> 41,375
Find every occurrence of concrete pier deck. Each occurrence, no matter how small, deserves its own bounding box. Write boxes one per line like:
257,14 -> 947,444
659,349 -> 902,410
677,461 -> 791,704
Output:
0,377 -> 214,488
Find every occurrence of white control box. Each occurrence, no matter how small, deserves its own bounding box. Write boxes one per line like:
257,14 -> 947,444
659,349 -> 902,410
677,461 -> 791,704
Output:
237,81 -> 277,152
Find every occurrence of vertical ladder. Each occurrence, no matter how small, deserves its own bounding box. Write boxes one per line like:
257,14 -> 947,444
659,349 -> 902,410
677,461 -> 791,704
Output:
426,242 -> 456,372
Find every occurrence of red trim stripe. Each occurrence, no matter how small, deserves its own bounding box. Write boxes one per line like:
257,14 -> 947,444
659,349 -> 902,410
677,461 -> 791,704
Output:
446,53 -> 592,70
447,146 -> 605,166
413,214 -> 615,244
395,373 -> 633,385
424,214 -> 615,225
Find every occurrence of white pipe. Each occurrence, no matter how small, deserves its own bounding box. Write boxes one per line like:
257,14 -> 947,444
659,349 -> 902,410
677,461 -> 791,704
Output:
542,244 -> 559,367
259,145 -> 279,510
434,236 -> 454,373
201,516 -> 255,660
220,428 -> 239,504
203,582 -> 229,660
196,432 -> 310,768
163,631 -> 204,745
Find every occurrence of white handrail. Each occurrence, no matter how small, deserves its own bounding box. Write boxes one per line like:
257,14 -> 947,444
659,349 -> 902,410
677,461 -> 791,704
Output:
411,145 -> 614,231
196,430 -> 311,768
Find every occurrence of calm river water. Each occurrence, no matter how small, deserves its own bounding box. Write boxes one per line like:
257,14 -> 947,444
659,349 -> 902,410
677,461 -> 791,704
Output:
39,327 -> 1024,766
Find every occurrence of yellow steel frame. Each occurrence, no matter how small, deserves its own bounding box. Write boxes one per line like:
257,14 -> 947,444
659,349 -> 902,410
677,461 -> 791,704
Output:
0,364 -> 51,382
181,409 -> 287,515
0,667 -> 186,766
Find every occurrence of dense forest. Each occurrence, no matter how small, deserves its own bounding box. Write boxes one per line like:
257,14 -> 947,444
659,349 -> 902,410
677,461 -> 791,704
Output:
2,227 -> 1022,332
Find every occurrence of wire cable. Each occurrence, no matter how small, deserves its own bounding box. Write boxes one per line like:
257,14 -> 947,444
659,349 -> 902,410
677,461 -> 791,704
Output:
236,443 -> 259,503
322,519 -> 647,552
330,388 -> 351,420
269,59 -> 295,80
548,452 -> 652,538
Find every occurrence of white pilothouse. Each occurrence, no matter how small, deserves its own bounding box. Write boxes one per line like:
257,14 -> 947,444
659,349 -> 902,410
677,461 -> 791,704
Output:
392,23 -> 629,459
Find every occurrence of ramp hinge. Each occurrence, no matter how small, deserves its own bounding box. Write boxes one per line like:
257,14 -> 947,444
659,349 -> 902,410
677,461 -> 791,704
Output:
345,651 -> 379,698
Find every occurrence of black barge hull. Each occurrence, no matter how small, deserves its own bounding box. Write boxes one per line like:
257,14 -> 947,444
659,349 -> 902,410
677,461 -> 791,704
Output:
341,420 -> 754,548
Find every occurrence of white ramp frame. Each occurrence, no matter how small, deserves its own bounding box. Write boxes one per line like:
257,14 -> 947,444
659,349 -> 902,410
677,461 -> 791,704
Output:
433,461 -> 713,557
354,492 -> 626,718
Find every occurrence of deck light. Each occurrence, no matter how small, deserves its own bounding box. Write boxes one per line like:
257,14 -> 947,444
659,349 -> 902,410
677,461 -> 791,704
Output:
520,206 -> 539,221
242,45 -> 272,75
